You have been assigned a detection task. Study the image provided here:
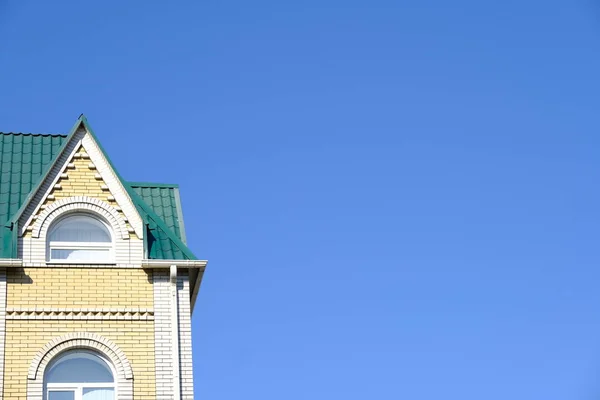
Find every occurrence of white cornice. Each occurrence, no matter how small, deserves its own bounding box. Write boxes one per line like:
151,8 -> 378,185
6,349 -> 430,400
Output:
141,259 -> 208,269
0,259 -> 22,267
0,258 -> 207,269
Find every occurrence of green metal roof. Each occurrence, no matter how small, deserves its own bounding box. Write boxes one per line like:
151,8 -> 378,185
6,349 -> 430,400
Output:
0,133 -> 67,256
0,117 -> 196,260
129,183 -> 187,243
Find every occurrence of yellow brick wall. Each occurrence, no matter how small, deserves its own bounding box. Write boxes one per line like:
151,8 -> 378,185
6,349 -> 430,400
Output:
5,267 -> 156,399
7,268 -> 153,308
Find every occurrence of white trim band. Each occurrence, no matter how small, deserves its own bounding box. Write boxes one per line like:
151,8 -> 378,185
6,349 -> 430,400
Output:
0,259 -> 207,268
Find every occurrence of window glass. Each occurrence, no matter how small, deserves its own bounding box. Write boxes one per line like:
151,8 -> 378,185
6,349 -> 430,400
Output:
49,216 -> 111,243
48,391 -> 75,400
82,388 -> 114,400
50,249 -> 110,262
47,214 -> 112,262
46,351 -> 114,383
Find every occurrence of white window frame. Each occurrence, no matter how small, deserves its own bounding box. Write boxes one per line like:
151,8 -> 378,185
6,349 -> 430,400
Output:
47,383 -> 116,400
44,351 -> 117,400
46,213 -> 114,264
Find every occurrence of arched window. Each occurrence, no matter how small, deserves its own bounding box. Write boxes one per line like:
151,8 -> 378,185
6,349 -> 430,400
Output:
44,350 -> 115,400
47,214 -> 112,262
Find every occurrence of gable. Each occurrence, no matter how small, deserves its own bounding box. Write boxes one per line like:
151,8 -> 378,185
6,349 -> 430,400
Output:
18,124 -> 144,240
0,116 -> 198,261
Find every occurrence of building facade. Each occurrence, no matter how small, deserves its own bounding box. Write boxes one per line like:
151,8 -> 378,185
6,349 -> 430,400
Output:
0,116 -> 206,399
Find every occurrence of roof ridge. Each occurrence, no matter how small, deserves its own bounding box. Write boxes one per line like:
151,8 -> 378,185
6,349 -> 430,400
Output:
0,132 -> 67,137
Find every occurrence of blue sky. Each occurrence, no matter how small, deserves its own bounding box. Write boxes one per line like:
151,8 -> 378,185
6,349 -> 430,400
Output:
2,0 -> 600,398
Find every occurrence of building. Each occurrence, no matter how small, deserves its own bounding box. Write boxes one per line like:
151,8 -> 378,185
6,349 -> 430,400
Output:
0,115 -> 207,400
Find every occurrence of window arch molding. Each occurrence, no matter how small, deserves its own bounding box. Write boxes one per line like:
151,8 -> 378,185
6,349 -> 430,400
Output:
32,196 -> 130,240
27,333 -> 133,400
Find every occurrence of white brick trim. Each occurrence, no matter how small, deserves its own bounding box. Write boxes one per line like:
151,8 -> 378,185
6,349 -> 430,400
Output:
32,196 -> 129,239
27,332 -> 134,400
170,266 -> 181,400
0,268 -> 6,400
178,271 -> 194,400
153,269 -> 194,399
153,269 -> 174,399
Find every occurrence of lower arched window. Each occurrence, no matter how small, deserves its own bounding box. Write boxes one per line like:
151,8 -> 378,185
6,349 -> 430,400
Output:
44,350 -> 115,400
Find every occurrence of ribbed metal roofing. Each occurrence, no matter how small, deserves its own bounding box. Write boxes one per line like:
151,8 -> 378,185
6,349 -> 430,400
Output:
129,183 -> 186,242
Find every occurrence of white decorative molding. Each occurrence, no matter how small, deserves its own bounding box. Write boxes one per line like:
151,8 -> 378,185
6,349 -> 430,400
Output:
33,196 -> 129,240
27,332 -> 134,400
6,307 -> 154,320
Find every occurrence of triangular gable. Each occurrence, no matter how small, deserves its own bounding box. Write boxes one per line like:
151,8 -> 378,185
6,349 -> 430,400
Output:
14,116 -> 144,240
7,115 -> 198,261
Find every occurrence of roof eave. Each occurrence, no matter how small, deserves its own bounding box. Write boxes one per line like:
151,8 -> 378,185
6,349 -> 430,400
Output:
141,259 -> 207,268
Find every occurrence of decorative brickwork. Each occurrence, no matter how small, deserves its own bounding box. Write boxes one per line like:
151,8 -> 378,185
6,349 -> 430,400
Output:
19,127 -> 143,240
4,265 -> 157,399
27,332 -> 134,400
6,308 -> 154,320
27,144 -> 135,238
32,196 -> 130,239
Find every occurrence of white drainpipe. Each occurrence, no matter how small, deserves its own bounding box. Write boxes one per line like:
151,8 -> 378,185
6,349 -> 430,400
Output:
170,265 -> 181,400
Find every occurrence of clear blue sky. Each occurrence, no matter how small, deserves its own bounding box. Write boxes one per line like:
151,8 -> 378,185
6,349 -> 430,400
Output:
2,0 -> 600,398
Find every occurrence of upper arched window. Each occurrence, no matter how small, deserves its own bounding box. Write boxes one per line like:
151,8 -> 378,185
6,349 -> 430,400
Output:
47,214 -> 112,262
44,350 -> 115,399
